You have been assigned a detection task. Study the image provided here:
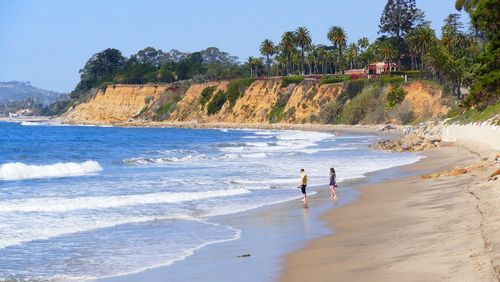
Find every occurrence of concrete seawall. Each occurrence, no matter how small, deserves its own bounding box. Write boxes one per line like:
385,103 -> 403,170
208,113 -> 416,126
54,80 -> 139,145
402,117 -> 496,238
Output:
442,123 -> 500,151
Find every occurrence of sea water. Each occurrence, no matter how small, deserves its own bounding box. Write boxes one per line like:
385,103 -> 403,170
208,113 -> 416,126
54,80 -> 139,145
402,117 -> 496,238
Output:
0,122 -> 421,280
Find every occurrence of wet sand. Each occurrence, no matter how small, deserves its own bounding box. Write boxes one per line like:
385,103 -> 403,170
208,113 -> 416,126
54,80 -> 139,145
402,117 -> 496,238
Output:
280,146 -> 500,281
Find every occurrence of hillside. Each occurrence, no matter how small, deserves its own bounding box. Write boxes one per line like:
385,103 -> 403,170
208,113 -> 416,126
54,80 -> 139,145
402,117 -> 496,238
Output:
63,78 -> 450,126
0,81 -> 66,105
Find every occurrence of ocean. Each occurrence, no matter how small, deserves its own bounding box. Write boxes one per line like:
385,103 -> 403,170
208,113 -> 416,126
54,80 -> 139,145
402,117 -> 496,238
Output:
0,122 -> 421,280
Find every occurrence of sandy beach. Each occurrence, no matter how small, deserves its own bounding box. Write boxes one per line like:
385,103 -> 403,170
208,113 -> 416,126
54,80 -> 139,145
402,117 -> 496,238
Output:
280,145 -> 500,281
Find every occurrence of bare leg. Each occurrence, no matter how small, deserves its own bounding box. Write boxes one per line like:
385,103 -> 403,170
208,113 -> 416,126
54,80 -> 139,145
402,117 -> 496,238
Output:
330,185 -> 337,202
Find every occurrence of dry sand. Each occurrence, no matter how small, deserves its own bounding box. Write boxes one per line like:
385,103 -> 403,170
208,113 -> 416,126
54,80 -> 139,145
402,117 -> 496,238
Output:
280,146 -> 500,282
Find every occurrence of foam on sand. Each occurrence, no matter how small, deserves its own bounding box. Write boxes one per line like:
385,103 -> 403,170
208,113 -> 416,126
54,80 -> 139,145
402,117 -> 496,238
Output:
0,161 -> 103,181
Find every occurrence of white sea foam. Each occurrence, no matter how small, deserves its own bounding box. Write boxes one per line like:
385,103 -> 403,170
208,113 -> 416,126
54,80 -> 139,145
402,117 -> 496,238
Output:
0,188 -> 250,213
0,213 -> 193,250
0,161 -> 102,181
220,130 -> 335,154
123,154 -> 208,165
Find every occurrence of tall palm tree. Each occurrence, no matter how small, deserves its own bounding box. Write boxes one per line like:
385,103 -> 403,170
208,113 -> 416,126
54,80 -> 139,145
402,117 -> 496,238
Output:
247,56 -> 256,77
294,26 -> 312,74
327,26 -> 347,72
315,46 -> 327,74
260,39 -> 275,76
379,42 -> 396,73
280,31 -> 297,75
406,26 -> 436,70
357,37 -> 369,52
347,43 -> 359,69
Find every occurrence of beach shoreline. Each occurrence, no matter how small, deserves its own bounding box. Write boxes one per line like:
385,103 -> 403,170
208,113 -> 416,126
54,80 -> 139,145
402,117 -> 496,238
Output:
97,133 -> 499,282
97,140 -> 423,282
280,144 -> 500,281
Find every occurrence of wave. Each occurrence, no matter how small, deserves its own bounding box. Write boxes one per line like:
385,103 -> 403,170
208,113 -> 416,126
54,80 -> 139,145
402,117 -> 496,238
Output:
152,149 -> 199,155
0,188 -> 251,213
219,130 -> 336,154
123,154 -> 207,165
0,161 -> 103,181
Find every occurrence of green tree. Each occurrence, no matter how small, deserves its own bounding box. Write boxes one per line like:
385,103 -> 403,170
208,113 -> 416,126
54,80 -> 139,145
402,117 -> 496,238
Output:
260,39 -> 276,76
405,25 -> 436,70
357,37 -> 370,52
327,26 -> 347,72
294,26 -> 312,74
280,31 -> 297,75
379,0 -> 417,39
455,0 -> 499,108
347,43 -> 359,69
379,41 -> 397,71
72,48 -> 126,98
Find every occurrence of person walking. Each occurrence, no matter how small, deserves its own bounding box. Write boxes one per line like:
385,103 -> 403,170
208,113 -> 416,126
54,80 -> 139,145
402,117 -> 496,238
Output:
329,167 -> 337,201
299,169 -> 308,206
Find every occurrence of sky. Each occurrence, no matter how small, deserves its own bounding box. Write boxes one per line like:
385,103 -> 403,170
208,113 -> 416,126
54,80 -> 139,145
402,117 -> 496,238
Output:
0,0 -> 467,93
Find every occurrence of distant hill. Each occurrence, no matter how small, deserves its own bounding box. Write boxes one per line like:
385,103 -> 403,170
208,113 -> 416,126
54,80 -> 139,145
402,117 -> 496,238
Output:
0,81 -> 66,105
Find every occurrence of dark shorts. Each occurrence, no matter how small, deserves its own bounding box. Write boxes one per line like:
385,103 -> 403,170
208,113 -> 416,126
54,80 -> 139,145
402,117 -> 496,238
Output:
300,185 -> 307,194
330,181 -> 336,186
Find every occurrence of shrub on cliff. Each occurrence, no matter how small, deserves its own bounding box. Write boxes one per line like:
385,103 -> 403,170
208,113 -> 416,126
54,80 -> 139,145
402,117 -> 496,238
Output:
199,86 -> 217,106
207,90 -> 227,115
340,85 -> 384,124
226,78 -> 256,108
281,76 -> 304,87
319,75 -> 349,85
154,95 -> 182,120
269,91 -> 292,123
389,101 -> 415,124
386,86 -> 407,109
319,102 -> 342,124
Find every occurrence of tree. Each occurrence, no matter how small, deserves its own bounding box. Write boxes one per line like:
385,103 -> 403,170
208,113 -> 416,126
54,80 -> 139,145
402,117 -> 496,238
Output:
379,0 -> 417,39
380,41 -> 396,71
73,48 -> 126,97
327,26 -> 347,72
280,32 -> 297,75
405,26 -> 436,70
294,26 -> 312,74
357,37 -> 370,52
456,0 -> 499,108
260,39 -> 275,76
347,43 -> 359,69
379,0 -> 418,70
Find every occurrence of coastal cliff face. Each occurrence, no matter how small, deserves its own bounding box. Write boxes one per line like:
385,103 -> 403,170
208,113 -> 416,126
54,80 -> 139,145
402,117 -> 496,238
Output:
64,84 -> 170,123
63,79 -> 449,125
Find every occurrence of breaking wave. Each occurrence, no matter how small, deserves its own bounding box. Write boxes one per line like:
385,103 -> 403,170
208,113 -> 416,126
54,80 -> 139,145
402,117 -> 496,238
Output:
0,161 -> 103,181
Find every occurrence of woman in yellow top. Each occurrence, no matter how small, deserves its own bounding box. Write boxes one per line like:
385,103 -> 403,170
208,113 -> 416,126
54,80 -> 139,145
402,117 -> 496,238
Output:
299,169 -> 307,205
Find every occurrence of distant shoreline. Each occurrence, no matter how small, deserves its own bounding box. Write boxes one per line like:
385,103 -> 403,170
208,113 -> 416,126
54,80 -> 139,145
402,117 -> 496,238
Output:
0,116 -> 54,123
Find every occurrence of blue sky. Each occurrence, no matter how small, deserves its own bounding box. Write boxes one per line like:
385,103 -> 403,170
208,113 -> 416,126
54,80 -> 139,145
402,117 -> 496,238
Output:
0,0 -> 466,92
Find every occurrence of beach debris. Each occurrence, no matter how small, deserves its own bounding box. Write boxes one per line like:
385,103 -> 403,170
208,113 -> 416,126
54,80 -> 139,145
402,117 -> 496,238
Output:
237,254 -> 251,258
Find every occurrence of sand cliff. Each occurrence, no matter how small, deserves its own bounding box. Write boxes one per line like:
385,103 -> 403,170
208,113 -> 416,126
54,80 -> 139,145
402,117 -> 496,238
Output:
63,79 -> 449,125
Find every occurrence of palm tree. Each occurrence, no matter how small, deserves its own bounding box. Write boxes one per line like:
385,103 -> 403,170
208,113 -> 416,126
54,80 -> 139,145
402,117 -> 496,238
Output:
247,56 -> 258,77
357,37 -> 369,52
280,31 -> 297,75
347,43 -> 359,69
260,39 -> 275,76
294,26 -> 312,74
327,26 -> 347,72
315,46 -> 327,74
379,42 -> 396,73
406,26 -> 436,70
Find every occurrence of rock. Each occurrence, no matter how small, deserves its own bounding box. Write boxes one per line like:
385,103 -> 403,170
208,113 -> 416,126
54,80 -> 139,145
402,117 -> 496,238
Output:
371,122 -> 442,152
